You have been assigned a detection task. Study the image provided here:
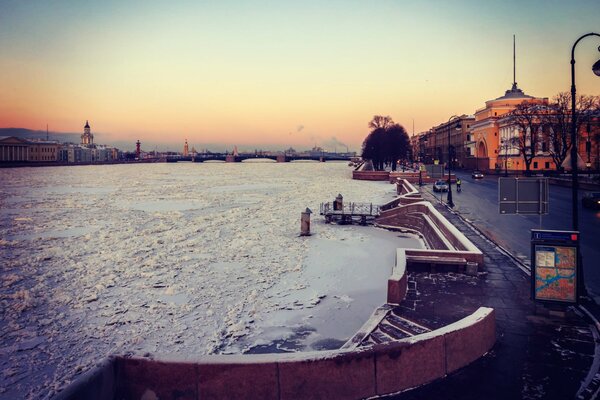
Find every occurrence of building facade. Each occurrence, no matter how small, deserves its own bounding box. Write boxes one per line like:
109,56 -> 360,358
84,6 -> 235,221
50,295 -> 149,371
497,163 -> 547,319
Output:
431,115 -> 475,169
466,83 -> 548,171
28,140 -> 59,162
0,136 -> 59,162
0,136 -> 30,162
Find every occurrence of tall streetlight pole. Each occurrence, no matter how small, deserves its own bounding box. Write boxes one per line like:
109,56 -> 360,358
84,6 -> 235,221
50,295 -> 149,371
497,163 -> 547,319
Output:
586,122 -> 592,176
446,115 -> 461,208
570,33 -> 600,231
503,140 -> 509,177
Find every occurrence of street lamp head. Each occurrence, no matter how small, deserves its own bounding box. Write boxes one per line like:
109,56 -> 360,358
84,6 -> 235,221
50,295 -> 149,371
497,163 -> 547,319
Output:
593,58 -> 600,76
593,47 -> 600,76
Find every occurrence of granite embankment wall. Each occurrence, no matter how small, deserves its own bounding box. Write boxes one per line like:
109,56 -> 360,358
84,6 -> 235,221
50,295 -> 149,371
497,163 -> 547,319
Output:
56,308 -> 495,400
352,170 -> 390,181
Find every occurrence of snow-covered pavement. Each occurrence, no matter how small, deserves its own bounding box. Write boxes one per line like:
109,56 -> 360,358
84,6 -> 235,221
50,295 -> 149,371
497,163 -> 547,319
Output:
0,161 -> 421,398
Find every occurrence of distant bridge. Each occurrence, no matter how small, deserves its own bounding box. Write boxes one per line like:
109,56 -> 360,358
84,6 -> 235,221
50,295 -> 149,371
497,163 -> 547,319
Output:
166,153 -> 353,163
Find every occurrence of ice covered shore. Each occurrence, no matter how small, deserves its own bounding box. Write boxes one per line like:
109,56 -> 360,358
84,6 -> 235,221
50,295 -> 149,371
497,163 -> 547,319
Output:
0,162 -> 420,398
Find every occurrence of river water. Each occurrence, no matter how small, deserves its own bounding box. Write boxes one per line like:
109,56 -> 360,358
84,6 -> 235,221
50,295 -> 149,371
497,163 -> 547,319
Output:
0,161 -> 422,398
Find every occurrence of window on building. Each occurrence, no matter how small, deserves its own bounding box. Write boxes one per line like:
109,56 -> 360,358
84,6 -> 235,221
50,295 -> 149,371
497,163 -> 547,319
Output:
545,162 -> 550,169
533,162 -> 538,169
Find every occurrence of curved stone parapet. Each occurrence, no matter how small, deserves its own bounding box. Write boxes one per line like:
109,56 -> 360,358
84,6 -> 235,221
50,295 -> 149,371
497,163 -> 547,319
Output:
376,198 -> 484,269
387,248 -> 408,304
56,308 -> 495,400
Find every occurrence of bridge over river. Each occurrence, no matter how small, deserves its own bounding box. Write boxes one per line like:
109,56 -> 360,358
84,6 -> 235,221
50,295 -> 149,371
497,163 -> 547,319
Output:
166,153 -> 353,163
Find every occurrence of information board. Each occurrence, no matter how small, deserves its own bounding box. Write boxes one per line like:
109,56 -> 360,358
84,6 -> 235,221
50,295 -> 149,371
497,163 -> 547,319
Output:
533,245 -> 577,302
531,230 -> 578,304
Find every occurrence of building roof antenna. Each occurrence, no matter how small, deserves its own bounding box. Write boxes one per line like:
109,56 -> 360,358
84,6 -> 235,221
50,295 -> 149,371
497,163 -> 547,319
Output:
512,34 -> 517,90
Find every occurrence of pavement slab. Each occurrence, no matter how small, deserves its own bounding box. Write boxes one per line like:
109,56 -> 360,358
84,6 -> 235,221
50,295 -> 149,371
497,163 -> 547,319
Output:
383,195 -> 599,399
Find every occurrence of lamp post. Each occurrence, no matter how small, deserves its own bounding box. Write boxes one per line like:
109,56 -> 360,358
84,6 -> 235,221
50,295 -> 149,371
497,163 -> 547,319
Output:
474,133 -> 481,172
446,115 -> 462,208
570,33 -> 600,231
586,122 -> 592,176
502,140 -> 508,177
596,131 -> 600,172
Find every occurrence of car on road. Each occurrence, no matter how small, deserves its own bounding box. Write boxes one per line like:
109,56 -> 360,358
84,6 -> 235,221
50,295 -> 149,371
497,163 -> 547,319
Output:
472,170 -> 484,179
433,180 -> 449,192
582,192 -> 600,210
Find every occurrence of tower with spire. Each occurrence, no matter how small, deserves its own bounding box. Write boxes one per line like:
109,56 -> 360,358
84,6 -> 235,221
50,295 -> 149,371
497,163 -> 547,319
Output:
468,35 -> 548,172
81,120 -> 94,147
183,139 -> 189,157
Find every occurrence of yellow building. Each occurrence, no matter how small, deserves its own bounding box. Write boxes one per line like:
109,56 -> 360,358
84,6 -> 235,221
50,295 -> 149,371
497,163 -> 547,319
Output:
467,83 -> 547,171
28,140 -> 59,162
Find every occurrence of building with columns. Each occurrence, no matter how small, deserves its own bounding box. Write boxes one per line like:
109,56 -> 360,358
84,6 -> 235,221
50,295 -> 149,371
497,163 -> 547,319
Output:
0,136 -> 30,162
466,83 -> 548,171
0,136 -> 59,162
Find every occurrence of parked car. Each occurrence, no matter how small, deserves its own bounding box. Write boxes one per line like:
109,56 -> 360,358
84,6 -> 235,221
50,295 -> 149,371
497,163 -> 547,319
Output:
582,192 -> 600,210
472,170 -> 484,179
433,180 -> 449,192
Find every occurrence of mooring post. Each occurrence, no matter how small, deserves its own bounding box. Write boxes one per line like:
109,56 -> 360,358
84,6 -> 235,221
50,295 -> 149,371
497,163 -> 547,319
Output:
300,208 -> 312,236
334,194 -> 343,211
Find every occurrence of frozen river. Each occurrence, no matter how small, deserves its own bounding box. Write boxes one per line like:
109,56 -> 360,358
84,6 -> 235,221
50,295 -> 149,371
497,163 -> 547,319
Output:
0,161 -> 422,399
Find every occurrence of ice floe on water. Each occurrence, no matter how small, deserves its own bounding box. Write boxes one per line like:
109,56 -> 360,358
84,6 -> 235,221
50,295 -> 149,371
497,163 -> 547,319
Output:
0,162 -> 422,398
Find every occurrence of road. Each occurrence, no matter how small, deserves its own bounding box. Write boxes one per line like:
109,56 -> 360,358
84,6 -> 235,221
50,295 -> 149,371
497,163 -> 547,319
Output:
421,171 -> 600,301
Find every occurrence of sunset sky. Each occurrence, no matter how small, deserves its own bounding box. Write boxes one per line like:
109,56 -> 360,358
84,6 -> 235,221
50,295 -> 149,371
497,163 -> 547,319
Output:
1,1 -> 599,151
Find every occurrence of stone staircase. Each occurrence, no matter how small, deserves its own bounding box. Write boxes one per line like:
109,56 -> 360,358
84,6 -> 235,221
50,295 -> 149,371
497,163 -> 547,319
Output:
343,306 -> 432,348
360,309 -> 432,346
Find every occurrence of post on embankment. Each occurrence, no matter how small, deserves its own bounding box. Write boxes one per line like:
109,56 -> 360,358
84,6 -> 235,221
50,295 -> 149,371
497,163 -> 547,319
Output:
300,208 -> 312,236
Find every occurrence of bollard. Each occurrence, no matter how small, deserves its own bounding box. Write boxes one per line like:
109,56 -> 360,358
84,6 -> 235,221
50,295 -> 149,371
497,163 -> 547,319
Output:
334,193 -> 343,211
300,208 -> 312,236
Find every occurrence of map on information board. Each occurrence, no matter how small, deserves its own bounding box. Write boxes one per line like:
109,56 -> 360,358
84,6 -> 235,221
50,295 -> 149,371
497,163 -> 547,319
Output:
534,245 -> 577,302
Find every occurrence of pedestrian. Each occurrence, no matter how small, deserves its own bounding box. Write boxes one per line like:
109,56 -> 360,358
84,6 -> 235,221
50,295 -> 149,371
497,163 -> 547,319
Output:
456,178 -> 462,192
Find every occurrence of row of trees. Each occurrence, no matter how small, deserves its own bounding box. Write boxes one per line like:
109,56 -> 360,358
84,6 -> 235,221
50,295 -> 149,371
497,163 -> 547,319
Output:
361,116 -> 411,171
509,92 -> 600,174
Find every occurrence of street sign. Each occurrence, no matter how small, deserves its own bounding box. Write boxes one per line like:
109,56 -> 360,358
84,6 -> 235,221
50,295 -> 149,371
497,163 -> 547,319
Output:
531,229 -> 579,304
499,177 -> 549,215
425,164 -> 444,178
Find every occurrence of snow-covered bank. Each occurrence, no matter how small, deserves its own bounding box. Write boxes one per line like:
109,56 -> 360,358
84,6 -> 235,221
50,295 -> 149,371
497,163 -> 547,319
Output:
0,162 -> 420,398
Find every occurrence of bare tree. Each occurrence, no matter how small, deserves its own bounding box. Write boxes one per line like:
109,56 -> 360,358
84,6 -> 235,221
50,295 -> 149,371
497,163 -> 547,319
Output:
368,115 -> 394,131
545,92 -> 600,170
510,101 -> 548,175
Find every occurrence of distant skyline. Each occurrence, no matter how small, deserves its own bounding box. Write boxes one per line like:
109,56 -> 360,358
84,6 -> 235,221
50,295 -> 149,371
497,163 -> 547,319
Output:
1,0 -> 599,151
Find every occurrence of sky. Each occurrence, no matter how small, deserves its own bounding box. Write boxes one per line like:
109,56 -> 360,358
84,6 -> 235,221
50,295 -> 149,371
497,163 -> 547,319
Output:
1,0 -> 599,152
